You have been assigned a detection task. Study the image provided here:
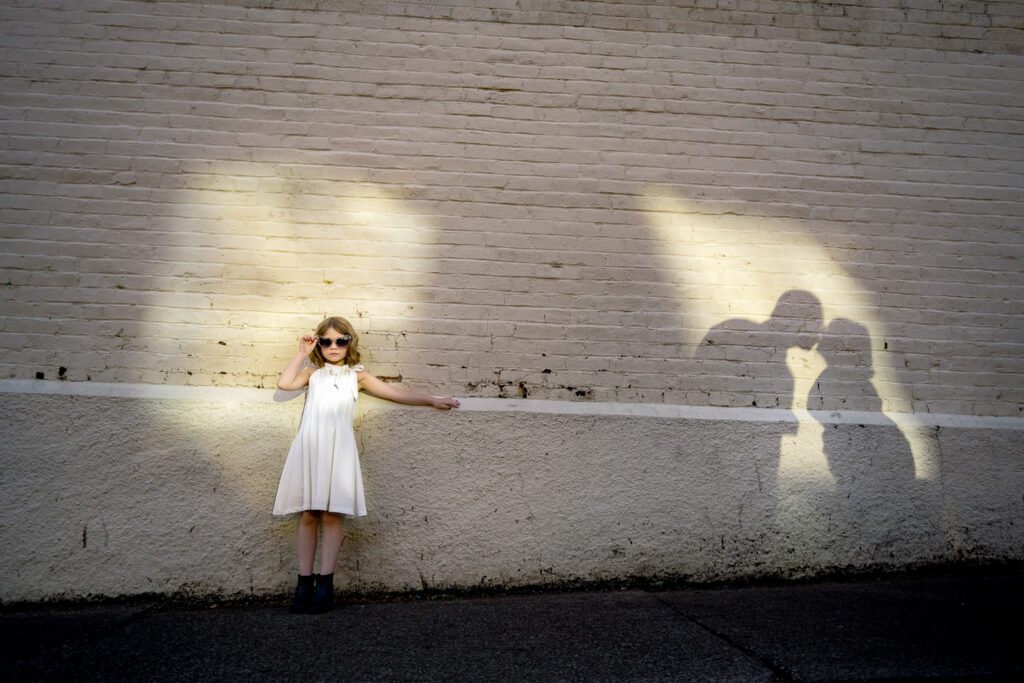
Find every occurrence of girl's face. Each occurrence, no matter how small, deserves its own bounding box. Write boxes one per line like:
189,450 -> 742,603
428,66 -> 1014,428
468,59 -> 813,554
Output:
318,327 -> 350,365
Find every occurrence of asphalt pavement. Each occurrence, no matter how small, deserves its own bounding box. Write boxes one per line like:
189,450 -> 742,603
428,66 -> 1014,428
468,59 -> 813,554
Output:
3,569 -> 1021,681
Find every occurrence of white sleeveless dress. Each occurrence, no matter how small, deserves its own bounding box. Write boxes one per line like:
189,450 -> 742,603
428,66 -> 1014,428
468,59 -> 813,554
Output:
273,363 -> 367,517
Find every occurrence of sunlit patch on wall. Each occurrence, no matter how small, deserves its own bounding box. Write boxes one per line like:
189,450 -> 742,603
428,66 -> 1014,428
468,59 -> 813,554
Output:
139,163 -> 439,388
640,188 -> 938,484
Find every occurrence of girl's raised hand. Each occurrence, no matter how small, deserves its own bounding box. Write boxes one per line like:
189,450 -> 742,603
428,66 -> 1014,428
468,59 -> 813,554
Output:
298,334 -> 318,356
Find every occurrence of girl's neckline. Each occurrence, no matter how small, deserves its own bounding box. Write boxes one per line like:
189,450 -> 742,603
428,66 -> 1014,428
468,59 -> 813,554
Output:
319,363 -> 362,372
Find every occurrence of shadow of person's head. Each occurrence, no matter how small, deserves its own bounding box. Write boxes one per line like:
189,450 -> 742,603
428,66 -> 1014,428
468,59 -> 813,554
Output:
692,289 -> 824,410
811,317 -> 882,412
766,289 -> 824,351
817,318 -> 873,372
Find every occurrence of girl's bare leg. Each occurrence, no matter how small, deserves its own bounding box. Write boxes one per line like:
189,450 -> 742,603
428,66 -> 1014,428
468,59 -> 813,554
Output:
297,510 -> 321,575
319,512 -> 344,575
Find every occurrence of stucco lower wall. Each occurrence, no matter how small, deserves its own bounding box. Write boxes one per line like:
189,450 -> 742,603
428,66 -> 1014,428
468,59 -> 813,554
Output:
1,385 -> 1021,602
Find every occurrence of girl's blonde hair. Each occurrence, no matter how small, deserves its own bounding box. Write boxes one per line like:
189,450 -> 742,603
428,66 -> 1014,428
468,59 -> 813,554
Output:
309,316 -> 361,368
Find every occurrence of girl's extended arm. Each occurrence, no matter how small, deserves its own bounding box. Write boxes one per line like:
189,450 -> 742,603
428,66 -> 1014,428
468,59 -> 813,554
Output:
277,336 -> 317,390
358,372 -> 460,410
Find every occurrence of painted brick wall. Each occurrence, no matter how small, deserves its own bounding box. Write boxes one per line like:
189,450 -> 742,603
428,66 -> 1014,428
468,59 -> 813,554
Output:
2,0 -> 1022,416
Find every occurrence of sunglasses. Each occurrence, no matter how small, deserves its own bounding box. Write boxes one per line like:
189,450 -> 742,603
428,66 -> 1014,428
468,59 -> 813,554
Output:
317,335 -> 352,349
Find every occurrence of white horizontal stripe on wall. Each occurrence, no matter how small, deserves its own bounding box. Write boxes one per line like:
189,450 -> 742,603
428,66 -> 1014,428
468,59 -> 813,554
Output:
2,379 -> 1021,431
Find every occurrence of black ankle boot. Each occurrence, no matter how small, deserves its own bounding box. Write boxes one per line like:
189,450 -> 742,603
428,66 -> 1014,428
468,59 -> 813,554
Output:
289,574 -> 315,614
308,572 -> 334,614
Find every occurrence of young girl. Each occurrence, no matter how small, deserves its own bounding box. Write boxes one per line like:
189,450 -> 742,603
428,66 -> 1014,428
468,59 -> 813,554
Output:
274,316 -> 459,613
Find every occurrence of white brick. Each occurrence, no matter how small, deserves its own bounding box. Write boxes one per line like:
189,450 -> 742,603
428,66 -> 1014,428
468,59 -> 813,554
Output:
0,0 -> 1020,416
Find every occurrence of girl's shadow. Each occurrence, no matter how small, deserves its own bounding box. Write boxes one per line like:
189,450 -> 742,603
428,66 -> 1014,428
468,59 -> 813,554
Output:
809,318 -> 924,560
